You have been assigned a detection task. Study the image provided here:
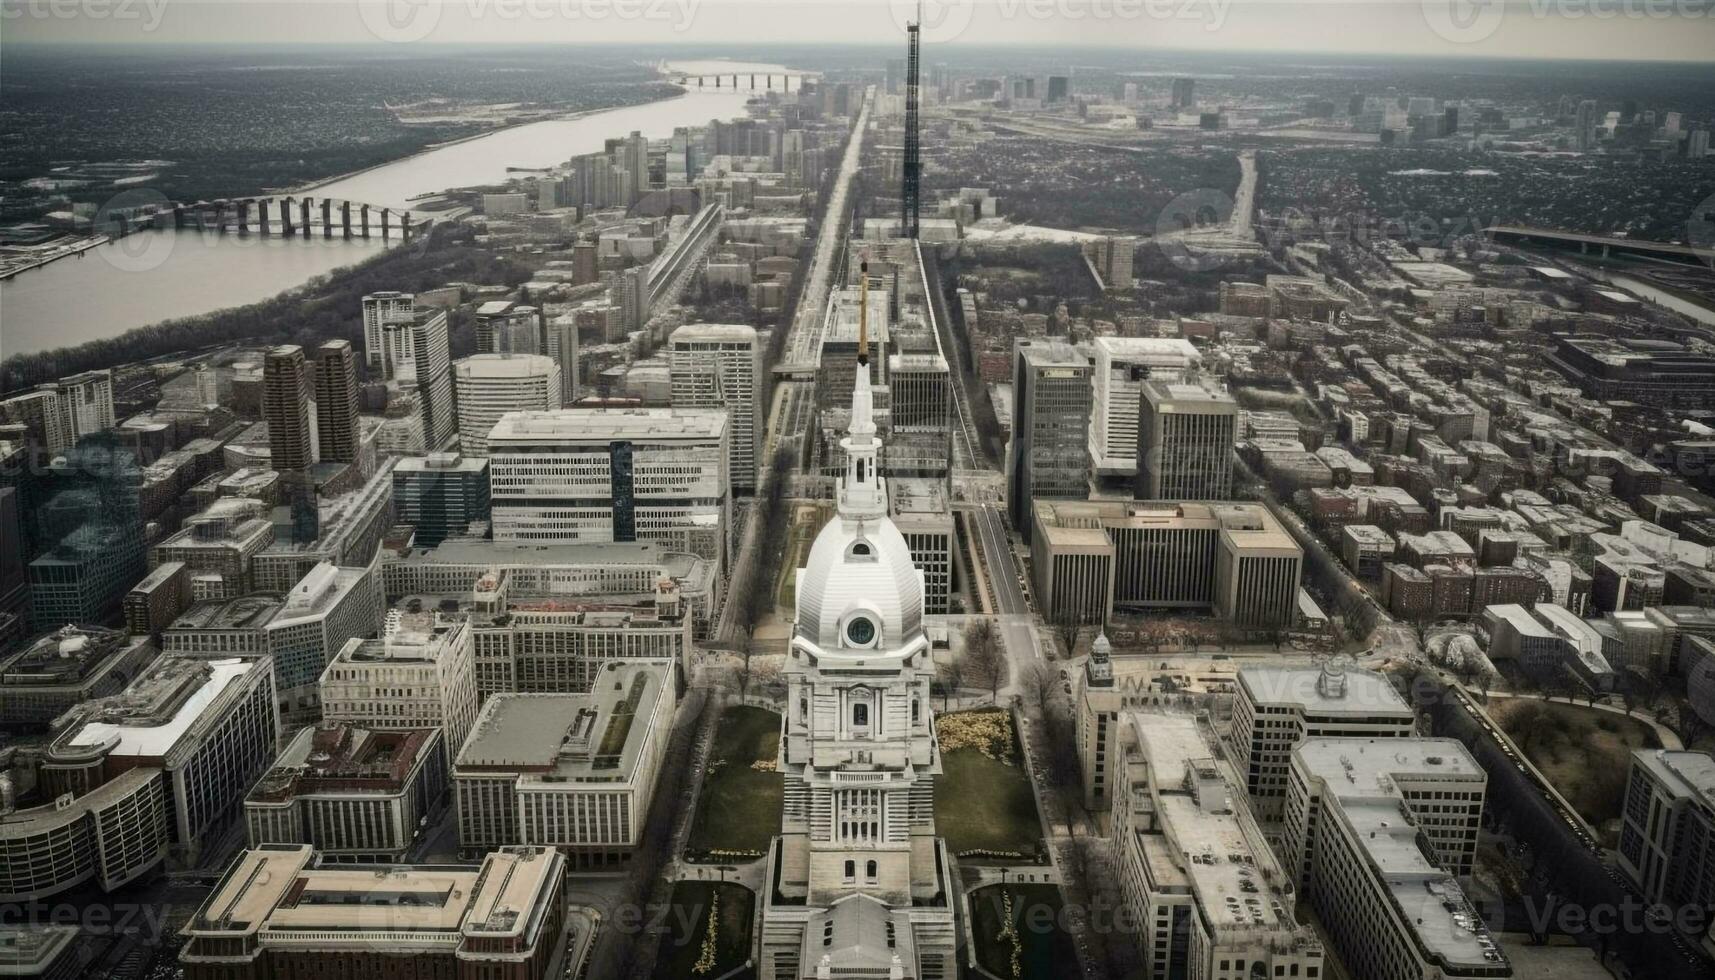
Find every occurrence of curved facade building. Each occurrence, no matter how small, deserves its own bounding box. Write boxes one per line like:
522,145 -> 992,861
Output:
453,353 -> 560,456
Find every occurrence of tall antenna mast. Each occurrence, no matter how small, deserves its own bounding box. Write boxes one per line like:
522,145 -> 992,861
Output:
858,259 -> 870,366
901,0 -> 922,240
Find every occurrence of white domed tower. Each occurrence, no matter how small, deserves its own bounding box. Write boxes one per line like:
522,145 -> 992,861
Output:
761,264 -> 955,980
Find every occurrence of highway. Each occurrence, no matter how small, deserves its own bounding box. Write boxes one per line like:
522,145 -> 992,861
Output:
785,90 -> 872,367
714,89 -> 872,644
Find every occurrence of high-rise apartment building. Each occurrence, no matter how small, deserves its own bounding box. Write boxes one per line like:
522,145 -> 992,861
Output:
360,291 -> 415,377
1171,76 -> 1196,109
263,346 -> 313,473
1230,662 -> 1416,820
486,409 -> 730,569
383,310 -> 457,451
1137,375 -> 1237,500
263,561 -> 383,719
1615,749 -> 1715,925
669,323 -> 763,493
1006,340 -> 1092,535
0,390 -> 72,456
1576,99 -> 1599,151
391,452 -> 491,547
474,302 -> 543,355
312,340 -> 359,464
27,435 -> 147,631
1089,337 -> 1202,480
453,354 -> 562,456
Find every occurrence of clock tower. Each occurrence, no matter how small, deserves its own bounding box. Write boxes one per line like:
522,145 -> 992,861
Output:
759,264 -> 956,980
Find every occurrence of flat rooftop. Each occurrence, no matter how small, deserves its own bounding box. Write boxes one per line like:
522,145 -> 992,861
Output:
249,724 -> 440,803
1635,749 -> 1715,806
1,625 -> 134,687
57,657 -> 255,759
486,408 -> 727,444
169,595 -> 283,632
1238,663 -> 1412,716
456,661 -> 667,780
1295,738 -> 1501,971
188,844 -> 562,941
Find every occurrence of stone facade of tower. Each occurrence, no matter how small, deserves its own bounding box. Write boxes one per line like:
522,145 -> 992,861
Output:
758,302 -> 957,980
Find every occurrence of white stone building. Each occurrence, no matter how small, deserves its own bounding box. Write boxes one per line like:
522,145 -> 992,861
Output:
758,340 -> 956,980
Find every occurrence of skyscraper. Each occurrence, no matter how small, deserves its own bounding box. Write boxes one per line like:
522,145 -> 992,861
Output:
263,345 -> 313,473
901,13 -> 922,240
361,291 -> 415,378
1007,340 -> 1093,534
1137,375 -> 1238,500
669,324 -> 763,493
1576,99 -> 1599,151
313,340 -> 359,465
384,310 -> 457,451
1171,76 -> 1196,109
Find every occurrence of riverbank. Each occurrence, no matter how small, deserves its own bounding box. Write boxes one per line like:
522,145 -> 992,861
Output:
287,86 -> 688,199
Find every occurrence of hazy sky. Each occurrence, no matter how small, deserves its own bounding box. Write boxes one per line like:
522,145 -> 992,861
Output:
2,0 -> 1713,61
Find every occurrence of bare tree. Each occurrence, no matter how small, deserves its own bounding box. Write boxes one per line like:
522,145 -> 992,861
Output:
1054,615 -> 1082,660
963,619 -> 1006,703
936,653 -> 964,711
1021,661 -> 1057,717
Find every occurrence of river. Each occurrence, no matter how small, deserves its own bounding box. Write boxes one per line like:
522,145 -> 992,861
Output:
1,62 -> 793,360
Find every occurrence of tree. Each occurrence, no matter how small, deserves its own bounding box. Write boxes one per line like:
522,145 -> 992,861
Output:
963,619 -> 1006,703
1054,615 -> 1082,660
936,653 -> 964,711
1021,661 -> 1057,717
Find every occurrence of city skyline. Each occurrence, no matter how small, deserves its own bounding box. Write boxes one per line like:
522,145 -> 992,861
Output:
2,1 -> 1712,62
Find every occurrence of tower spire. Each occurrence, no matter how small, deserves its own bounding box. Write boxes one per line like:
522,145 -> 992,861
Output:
840,260 -> 883,519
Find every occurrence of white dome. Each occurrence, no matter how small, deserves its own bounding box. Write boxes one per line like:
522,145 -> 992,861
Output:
795,512 -> 924,656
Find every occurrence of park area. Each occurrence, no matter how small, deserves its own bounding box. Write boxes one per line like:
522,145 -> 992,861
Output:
968,883 -> 1078,980
1491,697 -> 1661,843
933,709 -> 1044,861
651,881 -> 755,980
687,705 -> 783,862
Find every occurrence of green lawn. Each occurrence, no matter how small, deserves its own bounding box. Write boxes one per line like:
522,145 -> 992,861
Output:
1492,697 -> 1661,843
934,745 -> 1043,860
687,706 -> 783,861
651,881 -> 756,980
969,884 -> 1078,980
